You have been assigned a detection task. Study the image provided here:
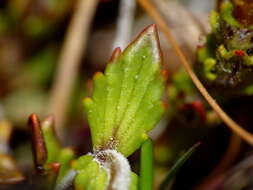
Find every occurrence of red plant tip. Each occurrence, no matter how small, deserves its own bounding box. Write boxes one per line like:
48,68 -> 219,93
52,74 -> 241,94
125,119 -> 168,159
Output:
141,24 -> 159,42
94,72 -> 103,78
234,49 -> 245,57
144,24 -> 157,33
28,114 -> 47,167
28,114 -> 39,126
110,47 -> 122,61
162,102 -> 169,109
48,162 -> 61,173
86,79 -> 93,97
191,100 -> 206,121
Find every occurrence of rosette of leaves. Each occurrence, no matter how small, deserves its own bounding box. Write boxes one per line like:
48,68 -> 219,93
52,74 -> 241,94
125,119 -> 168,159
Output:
196,0 -> 253,93
29,24 -> 166,190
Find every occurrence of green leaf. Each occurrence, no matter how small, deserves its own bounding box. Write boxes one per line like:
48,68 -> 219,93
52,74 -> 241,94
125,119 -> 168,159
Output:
84,24 -> 165,157
41,115 -> 61,163
129,172 -> 138,190
29,114 -> 76,189
41,117 -> 76,188
73,154 -> 109,190
159,142 -> 200,190
55,148 -> 75,185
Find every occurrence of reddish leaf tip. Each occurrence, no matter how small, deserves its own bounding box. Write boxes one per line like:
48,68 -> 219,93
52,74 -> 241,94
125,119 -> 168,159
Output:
191,100 -> 206,121
48,162 -> 61,173
28,114 -> 47,167
138,24 -> 162,63
139,24 -> 158,39
110,47 -> 122,61
161,69 -> 169,81
94,72 -> 104,78
162,102 -> 169,109
28,114 -> 39,126
144,24 -> 157,33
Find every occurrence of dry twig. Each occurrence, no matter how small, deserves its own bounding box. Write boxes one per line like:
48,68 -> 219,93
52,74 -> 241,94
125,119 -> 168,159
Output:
49,0 -> 99,136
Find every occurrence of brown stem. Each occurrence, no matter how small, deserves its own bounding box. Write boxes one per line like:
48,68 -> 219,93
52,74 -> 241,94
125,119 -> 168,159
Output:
48,0 -> 99,136
138,0 -> 253,146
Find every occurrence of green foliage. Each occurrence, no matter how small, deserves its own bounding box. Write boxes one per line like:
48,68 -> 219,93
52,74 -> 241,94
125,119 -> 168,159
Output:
220,2 -> 240,27
41,116 -> 61,163
84,25 -> 165,157
196,0 -> 253,89
73,155 -> 108,190
129,173 -> 138,190
41,118 -> 75,185
29,25 -> 166,190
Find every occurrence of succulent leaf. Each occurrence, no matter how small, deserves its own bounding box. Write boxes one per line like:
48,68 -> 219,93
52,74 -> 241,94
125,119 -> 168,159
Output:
41,115 -> 61,163
55,148 -> 75,185
29,114 -> 47,167
84,24 -> 165,157
73,154 -> 108,190
72,152 -> 139,190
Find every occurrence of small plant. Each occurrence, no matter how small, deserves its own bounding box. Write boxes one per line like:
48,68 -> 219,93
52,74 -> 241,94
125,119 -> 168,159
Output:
196,0 -> 253,92
29,25 -> 167,190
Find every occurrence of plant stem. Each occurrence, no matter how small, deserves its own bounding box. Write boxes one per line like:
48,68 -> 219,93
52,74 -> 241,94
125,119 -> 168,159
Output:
139,138 -> 153,190
49,0 -> 99,137
138,0 -> 253,147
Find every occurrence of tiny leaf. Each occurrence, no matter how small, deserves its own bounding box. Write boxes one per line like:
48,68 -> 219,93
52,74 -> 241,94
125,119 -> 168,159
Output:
41,115 -> 61,163
73,154 -> 109,190
28,114 -> 76,189
29,114 -> 47,168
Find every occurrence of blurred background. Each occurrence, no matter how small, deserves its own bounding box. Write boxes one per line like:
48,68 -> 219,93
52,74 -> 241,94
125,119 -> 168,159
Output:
2,0 -> 253,189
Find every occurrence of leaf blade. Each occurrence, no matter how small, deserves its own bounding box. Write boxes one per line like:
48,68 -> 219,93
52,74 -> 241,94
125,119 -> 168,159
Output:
85,24 -> 165,157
